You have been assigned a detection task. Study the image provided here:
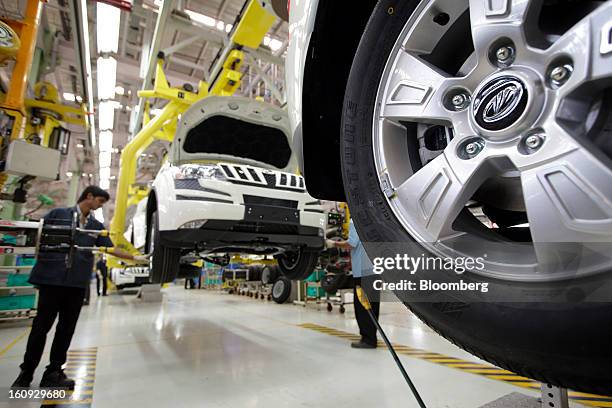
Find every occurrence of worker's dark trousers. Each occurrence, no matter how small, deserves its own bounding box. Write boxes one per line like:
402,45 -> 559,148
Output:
20,285 -> 85,373
96,270 -> 108,296
353,277 -> 380,346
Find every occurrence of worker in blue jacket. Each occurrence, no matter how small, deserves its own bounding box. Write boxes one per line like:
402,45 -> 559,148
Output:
327,219 -> 380,349
12,186 -> 149,389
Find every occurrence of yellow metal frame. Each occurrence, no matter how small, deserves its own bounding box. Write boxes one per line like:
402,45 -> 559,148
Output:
23,84 -> 88,148
210,50 -> 244,96
230,0 -> 276,49
108,60 -> 208,265
127,185 -> 150,208
110,0 -> 279,265
0,0 -> 43,142
25,99 -> 87,126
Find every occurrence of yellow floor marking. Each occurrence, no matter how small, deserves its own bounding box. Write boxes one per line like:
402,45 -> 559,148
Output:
485,374 -> 533,381
67,390 -> 94,396
42,348 -> 98,407
299,323 -> 612,407
41,399 -> 92,405
423,358 -> 464,363
0,328 -> 30,357
462,369 -> 514,375
570,392 -> 612,400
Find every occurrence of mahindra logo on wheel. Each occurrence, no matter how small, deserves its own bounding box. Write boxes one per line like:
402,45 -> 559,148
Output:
473,76 -> 528,131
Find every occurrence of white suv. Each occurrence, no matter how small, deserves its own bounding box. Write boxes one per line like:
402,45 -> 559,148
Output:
139,96 -> 326,283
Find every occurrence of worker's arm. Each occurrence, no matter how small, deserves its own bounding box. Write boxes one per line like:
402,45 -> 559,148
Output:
114,248 -> 149,263
326,239 -> 352,250
95,225 -> 148,263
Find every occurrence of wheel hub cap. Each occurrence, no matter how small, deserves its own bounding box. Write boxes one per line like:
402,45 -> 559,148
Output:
470,70 -> 544,139
473,76 -> 528,131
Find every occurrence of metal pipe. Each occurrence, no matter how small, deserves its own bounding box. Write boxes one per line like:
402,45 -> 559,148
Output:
110,102 -> 180,248
3,0 -> 42,114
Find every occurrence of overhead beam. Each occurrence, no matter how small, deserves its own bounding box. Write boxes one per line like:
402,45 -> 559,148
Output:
169,12 -> 284,69
68,0 -> 95,147
132,0 -> 175,137
168,13 -> 225,49
162,35 -> 200,56
57,43 -> 196,92
244,54 -> 284,104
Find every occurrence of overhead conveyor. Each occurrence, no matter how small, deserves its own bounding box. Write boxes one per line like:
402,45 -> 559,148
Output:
108,0 -> 287,266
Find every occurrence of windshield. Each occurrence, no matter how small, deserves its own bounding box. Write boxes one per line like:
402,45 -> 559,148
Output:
182,115 -> 292,169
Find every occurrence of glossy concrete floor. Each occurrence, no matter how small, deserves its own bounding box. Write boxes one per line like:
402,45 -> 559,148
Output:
0,285 -> 588,408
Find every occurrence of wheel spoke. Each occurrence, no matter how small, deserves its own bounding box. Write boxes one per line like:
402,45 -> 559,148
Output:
521,147 -> 612,269
546,2 -> 612,94
381,49 -> 456,125
393,151 -> 498,241
469,0 -> 538,56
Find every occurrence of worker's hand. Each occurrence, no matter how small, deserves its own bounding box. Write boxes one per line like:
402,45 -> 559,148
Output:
133,254 -> 150,264
325,239 -> 337,249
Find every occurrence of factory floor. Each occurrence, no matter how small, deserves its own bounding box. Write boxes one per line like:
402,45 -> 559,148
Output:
0,285 -> 594,408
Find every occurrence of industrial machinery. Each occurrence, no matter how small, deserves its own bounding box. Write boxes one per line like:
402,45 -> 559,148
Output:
0,215 -> 125,262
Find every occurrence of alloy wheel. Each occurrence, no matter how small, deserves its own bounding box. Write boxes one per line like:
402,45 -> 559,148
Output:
372,0 -> 612,281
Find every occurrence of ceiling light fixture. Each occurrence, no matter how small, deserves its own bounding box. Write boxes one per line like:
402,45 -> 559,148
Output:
99,130 -> 114,152
185,10 -> 216,27
98,102 -> 115,130
96,2 -> 121,54
99,167 -> 111,180
99,151 -> 112,167
97,57 -> 117,100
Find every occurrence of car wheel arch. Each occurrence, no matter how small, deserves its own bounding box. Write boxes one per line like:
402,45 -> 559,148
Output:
300,0 -> 377,201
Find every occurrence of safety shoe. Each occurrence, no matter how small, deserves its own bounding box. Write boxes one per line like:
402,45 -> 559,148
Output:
11,370 -> 33,388
40,369 -> 75,390
351,340 -> 377,349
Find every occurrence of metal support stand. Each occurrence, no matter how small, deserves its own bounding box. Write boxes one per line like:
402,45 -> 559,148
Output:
478,385 -> 570,408
541,384 -> 569,408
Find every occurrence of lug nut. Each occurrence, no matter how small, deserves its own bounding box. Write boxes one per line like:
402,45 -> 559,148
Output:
465,142 -> 480,155
496,46 -> 513,62
525,134 -> 544,150
461,139 -> 485,159
549,64 -> 573,87
450,93 -> 470,111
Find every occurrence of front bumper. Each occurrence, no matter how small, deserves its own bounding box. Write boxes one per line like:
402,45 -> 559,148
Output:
156,183 -> 325,232
160,220 -> 324,253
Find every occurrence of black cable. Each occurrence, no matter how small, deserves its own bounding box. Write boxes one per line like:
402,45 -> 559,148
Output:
356,285 -> 428,408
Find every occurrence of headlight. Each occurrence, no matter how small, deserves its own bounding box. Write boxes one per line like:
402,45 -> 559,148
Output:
174,165 -> 226,180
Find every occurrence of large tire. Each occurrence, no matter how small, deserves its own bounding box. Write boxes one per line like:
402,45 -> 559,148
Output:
261,265 -> 280,285
275,249 -> 319,280
341,0 -> 612,394
271,277 -> 291,304
148,210 -> 180,283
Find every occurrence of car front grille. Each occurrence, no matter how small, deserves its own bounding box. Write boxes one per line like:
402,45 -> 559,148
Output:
219,163 -> 305,191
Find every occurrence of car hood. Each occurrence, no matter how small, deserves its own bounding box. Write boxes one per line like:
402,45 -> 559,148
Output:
170,96 -> 297,172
